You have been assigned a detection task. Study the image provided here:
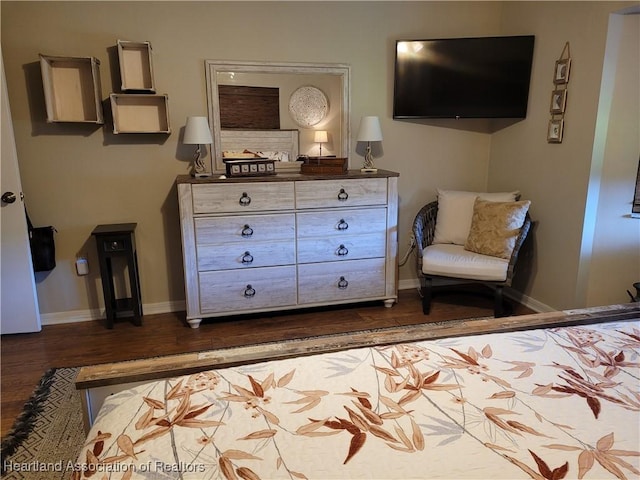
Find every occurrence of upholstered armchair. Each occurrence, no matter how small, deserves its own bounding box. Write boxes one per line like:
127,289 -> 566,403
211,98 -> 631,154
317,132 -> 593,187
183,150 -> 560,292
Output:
412,190 -> 532,317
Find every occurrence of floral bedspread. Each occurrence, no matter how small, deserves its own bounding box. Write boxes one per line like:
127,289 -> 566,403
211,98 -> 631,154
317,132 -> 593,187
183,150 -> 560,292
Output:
73,319 -> 640,479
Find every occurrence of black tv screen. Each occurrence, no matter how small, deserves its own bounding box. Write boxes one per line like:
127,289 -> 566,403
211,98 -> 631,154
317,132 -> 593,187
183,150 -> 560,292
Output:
393,35 -> 535,119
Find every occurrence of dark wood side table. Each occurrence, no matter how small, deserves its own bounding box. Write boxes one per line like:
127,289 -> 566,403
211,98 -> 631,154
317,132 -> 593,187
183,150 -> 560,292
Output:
91,223 -> 142,328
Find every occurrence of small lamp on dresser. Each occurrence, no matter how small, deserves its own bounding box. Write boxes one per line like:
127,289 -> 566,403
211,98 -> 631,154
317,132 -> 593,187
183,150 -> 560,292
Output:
357,116 -> 383,173
184,116 -> 213,177
314,130 -> 328,157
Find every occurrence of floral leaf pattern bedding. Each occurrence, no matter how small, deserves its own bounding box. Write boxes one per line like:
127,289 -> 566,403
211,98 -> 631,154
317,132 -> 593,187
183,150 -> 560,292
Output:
73,320 -> 640,479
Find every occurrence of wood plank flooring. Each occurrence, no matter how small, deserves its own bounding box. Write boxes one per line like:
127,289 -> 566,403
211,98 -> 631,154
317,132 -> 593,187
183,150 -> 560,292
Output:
1,286 -> 534,437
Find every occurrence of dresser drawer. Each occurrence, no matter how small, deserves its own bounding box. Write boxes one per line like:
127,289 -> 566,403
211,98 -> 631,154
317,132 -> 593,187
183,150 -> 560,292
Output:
298,258 -> 386,304
295,178 -> 387,209
199,266 -> 297,313
296,208 -> 387,238
297,233 -> 385,264
192,182 -> 294,214
198,239 -> 295,271
195,214 -> 295,245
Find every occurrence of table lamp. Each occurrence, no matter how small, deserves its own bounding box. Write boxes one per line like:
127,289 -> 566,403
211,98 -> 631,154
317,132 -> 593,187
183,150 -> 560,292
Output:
314,130 -> 328,157
357,116 -> 383,173
184,116 -> 213,177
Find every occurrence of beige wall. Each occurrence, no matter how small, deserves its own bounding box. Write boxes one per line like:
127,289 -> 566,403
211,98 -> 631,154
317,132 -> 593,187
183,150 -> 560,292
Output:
1,1 -> 635,320
586,13 -> 640,306
489,2 -> 638,309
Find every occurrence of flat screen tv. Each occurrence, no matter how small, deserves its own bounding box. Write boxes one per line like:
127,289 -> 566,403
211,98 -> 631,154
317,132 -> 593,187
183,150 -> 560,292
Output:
393,35 -> 535,119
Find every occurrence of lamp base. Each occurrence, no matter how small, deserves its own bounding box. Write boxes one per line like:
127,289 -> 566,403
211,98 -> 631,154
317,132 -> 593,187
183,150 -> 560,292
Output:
193,172 -> 212,178
360,167 -> 378,173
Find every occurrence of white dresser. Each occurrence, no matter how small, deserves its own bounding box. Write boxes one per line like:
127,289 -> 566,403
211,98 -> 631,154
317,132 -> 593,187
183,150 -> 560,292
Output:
177,170 -> 399,328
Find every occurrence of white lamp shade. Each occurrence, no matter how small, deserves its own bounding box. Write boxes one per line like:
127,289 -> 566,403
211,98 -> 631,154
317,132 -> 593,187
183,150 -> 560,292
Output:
357,116 -> 383,142
314,130 -> 328,143
183,116 -> 213,144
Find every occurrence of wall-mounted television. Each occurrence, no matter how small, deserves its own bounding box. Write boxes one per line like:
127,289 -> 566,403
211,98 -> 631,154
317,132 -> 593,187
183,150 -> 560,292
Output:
393,35 -> 535,120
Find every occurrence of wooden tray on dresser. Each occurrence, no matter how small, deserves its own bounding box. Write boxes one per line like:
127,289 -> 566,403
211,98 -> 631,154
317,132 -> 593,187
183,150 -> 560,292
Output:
301,157 -> 348,175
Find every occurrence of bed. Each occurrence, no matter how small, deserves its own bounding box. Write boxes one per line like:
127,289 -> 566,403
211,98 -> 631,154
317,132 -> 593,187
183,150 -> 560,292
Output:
73,304 -> 639,479
219,129 -> 301,173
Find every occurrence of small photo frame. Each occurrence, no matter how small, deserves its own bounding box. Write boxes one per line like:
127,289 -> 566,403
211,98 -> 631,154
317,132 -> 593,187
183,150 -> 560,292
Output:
550,89 -> 567,114
554,58 -> 571,84
547,119 -> 564,143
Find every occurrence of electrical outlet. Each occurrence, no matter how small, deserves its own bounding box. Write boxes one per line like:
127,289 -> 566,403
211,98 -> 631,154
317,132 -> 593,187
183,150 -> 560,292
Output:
76,257 -> 89,276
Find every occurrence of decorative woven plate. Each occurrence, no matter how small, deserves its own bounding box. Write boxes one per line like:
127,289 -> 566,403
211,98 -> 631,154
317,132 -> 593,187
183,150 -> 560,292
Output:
288,86 -> 329,127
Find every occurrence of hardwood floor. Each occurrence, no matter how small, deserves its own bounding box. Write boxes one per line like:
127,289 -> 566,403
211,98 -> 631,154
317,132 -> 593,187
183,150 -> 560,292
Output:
1,286 -> 534,437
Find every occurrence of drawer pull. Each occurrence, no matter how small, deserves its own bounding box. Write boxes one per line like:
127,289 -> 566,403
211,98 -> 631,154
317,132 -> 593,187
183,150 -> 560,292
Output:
244,284 -> 256,297
337,276 -> 349,289
241,251 -> 254,264
241,225 -> 254,237
239,192 -> 251,206
337,219 -> 349,230
336,244 -> 349,256
337,188 -> 349,201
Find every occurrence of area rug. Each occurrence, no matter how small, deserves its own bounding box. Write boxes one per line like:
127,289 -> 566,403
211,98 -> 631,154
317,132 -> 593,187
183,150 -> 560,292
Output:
1,367 -> 84,480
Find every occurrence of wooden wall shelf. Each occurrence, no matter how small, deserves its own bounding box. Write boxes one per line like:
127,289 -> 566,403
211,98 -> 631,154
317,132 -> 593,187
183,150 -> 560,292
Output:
110,93 -> 170,134
39,54 -> 104,124
117,40 -> 155,92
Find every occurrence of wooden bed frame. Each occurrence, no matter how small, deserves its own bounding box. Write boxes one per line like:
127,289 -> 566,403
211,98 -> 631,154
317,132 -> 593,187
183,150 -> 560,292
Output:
75,303 -> 639,433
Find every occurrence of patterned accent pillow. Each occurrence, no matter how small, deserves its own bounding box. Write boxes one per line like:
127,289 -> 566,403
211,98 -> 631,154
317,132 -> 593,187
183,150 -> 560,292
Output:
464,198 -> 531,259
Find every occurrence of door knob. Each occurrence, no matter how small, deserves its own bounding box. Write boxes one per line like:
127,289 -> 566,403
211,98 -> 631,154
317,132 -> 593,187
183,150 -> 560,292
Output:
1,192 -> 17,204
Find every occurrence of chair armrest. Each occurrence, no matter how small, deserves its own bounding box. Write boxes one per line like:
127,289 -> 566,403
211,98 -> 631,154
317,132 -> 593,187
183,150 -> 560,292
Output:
505,212 -> 532,285
412,201 -> 438,257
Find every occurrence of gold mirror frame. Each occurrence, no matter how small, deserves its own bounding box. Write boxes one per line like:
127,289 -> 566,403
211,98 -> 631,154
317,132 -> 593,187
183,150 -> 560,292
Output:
205,60 -> 350,174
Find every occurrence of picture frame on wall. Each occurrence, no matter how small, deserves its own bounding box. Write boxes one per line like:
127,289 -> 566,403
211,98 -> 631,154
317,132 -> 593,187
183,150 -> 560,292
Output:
547,119 -> 564,143
550,89 -> 567,114
553,58 -> 571,84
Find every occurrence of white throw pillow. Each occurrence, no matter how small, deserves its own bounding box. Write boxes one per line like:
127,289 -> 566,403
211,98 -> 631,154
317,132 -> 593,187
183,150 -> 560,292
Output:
432,189 -> 520,245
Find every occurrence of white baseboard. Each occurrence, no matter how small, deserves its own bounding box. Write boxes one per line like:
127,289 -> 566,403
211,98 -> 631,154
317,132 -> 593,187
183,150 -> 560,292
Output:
510,293 -> 554,313
42,283 -> 553,325
41,300 -> 186,325
398,278 -> 421,292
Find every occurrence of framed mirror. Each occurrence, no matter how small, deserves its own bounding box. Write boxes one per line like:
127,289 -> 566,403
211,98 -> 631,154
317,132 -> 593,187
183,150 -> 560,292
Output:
205,60 -> 350,174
